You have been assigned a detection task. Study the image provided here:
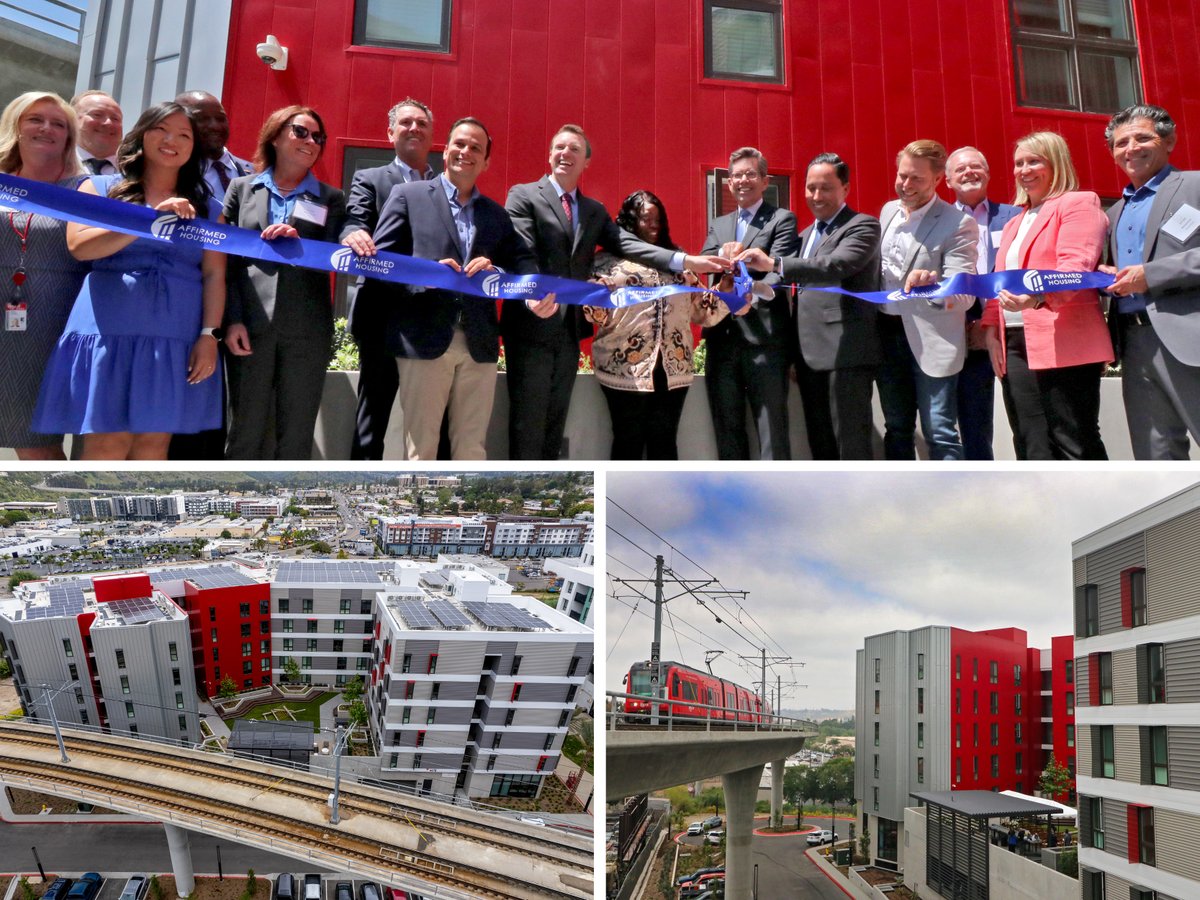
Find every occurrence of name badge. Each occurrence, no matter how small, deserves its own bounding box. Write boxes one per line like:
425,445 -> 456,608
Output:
6,305 -> 27,332
292,198 -> 328,227
1161,203 -> 1200,243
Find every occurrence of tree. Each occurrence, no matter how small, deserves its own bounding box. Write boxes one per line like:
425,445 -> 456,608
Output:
220,529 -> 232,539
784,765 -> 822,828
341,675 -> 364,703
348,699 -> 368,729
1038,754 -> 1074,799
217,676 -> 238,699
697,786 -> 724,815
310,541 -> 333,554
283,657 -> 301,683
8,571 -> 37,591
337,549 -> 348,559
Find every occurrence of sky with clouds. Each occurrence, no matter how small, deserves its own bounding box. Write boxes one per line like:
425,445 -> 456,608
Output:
605,471 -> 1200,714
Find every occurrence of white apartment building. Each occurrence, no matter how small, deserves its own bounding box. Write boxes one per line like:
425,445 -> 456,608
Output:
1073,483 -> 1200,900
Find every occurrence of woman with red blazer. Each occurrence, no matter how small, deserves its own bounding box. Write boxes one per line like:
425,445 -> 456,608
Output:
981,131 -> 1113,459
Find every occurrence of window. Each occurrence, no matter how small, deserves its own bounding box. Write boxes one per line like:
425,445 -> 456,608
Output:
918,722 -> 925,749
332,639 -> 344,653
1067,724 -> 1075,747
1015,722 -> 1023,744
973,723 -> 979,748
874,657 -> 880,683
306,639 -> 317,652
991,723 -> 999,746
116,649 -> 126,669
874,690 -> 880,714
120,675 -> 130,694
169,642 -> 178,662
260,600 -> 269,615
955,757 -> 962,783
302,599 -> 313,614
703,0 -> 783,83
239,602 -> 250,617
1065,659 -> 1074,683
413,753 -> 422,768
339,599 -> 351,614
68,663 -> 78,681
353,0 -> 453,54
1015,751 -> 1023,774
427,653 -> 438,674
558,710 -> 570,728
405,681 -> 414,700
283,638 -> 294,652
1014,663 -> 1021,686
279,599 -> 290,613
874,722 -> 880,746
209,607 -> 216,622
1015,693 -> 1022,715
242,642 -> 252,656
487,754 -> 496,771
1008,0 -> 1139,113
402,653 -> 412,674
990,691 -> 999,714
973,756 -> 979,779
402,707 -> 410,724
917,653 -> 924,680
240,623 -> 251,638
1081,868 -> 1104,900
125,701 -> 135,718
1142,643 -> 1166,703
543,734 -> 554,751
873,786 -> 879,811
973,658 -> 979,681
955,724 -> 961,748
431,682 -> 440,700
1095,725 -> 1115,778
873,753 -> 880,778
567,656 -> 580,677
283,619 -> 294,633
955,689 -> 961,714
1141,726 -> 1168,786
512,656 -> 523,676
334,620 -> 345,634
917,756 -> 924,783
918,687 -> 924,714
1133,805 -> 1155,866
306,620 -> 318,634
175,691 -> 184,709
1066,691 -> 1075,715
179,714 -> 188,731
1077,584 -> 1100,636
242,660 -> 252,674
510,684 -> 522,703
955,654 -> 961,679
990,660 -> 999,684
426,709 -> 436,725
1085,797 -> 1104,849
1098,653 -> 1113,705
492,733 -> 502,749
210,628 -> 219,642
416,730 -> 426,747
973,691 -> 979,714
991,754 -> 1000,777
1129,568 -> 1147,626
62,639 -> 73,658
301,656 -> 311,669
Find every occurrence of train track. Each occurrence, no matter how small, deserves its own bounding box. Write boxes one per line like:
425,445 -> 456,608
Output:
0,723 -> 591,899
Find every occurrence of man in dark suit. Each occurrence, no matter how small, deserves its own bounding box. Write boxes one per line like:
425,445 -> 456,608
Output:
503,125 -> 728,460
367,117 -> 538,460
1103,104 -> 1200,459
946,146 -> 1020,461
738,153 -> 880,459
701,147 -> 798,460
340,98 -> 437,459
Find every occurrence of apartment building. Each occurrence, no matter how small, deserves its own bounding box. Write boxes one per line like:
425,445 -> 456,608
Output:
0,572 -> 200,744
377,514 -> 593,559
545,543 -> 595,627
370,563 -> 592,799
855,626 -> 1073,868
1073,484 -> 1200,900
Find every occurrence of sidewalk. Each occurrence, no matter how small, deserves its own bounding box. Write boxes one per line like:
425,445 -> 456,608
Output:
804,844 -> 878,900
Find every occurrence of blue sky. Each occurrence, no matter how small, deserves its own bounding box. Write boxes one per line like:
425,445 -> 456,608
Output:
2,1 -> 87,43
605,471 -> 1200,712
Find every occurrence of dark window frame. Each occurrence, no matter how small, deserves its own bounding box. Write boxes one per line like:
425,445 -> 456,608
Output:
353,0 -> 454,54
1007,0 -> 1141,114
703,0 -> 784,84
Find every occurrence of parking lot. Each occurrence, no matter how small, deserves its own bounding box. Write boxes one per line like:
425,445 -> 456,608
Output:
22,875 -> 424,900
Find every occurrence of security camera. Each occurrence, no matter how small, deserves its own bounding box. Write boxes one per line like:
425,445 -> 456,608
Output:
256,34 -> 288,70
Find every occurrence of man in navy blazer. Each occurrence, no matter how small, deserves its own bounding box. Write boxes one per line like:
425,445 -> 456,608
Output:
365,117 -> 537,460
1103,104 -> 1200,459
701,147 -> 798,460
946,147 -> 1021,460
504,125 -> 728,460
340,98 -> 438,459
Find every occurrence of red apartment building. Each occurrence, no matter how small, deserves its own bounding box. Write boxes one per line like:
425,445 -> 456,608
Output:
206,0 -> 1200,260
856,625 -> 1074,866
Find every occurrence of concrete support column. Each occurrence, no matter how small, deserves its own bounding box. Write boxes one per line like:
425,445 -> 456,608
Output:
163,823 -> 195,897
721,763 -> 764,900
770,757 -> 786,829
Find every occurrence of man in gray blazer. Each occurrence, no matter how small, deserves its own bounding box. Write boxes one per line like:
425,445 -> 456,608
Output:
503,125 -> 727,459
341,98 -> 437,459
1103,104 -> 1200,460
876,140 -> 978,460
700,147 -> 798,460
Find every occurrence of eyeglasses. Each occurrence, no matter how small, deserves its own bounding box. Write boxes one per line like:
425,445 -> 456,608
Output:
289,123 -> 326,146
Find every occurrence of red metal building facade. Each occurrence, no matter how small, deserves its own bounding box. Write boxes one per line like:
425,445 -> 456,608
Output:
218,0 -> 1200,254
171,579 -> 272,698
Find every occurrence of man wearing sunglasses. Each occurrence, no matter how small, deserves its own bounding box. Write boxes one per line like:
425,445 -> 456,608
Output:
340,98 -> 438,459
367,117 -> 540,459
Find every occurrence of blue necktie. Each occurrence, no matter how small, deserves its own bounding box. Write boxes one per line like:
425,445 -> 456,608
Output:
736,209 -> 752,243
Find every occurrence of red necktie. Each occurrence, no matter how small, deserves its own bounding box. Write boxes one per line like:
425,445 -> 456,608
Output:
561,192 -> 574,229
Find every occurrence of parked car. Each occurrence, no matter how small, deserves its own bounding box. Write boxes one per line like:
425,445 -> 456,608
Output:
358,884 -> 382,900
387,891 -> 422,900
705,829 -> 725,846
66,874 -> 102,900
676,867 -> 723,887
304,875 -> 321,900
806,829 -> 837,845
518,815 -> 546,827
701,815 -> 723,830
680,873 -> 724,898
334,884 -> 352,900
118,876 -> 148,900
686,822 -> 703,836
43,879 -> 73,900
274,874 -> 296,900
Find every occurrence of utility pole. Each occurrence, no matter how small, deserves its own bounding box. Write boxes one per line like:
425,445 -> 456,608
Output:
651,555 -> 664,725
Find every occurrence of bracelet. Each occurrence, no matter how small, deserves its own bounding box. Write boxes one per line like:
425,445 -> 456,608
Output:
200,326 -> 224,341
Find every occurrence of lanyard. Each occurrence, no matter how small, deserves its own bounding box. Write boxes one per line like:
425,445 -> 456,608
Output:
7,210 -> 33,304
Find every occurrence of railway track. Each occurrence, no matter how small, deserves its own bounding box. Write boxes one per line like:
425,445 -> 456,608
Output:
0,723 -> 591,900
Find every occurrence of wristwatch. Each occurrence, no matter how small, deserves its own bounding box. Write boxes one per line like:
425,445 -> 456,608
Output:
200,326 -> 224,341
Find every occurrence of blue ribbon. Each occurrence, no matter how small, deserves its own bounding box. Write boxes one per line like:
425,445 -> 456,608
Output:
0,172 -> 754,312
811,268 -> 1116,305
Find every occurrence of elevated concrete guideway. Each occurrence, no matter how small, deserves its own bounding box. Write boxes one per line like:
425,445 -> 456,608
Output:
608,693 -> 817,899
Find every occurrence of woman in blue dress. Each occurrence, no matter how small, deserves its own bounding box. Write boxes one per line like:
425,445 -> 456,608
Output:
33,101 -> 225,460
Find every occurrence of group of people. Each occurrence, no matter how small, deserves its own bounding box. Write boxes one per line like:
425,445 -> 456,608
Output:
1,87 -> 1197,460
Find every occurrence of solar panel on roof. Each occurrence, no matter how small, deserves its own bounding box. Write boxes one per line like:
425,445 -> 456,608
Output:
428,599 -> 472,629
108,596 -> 162,625
275,561 -> 383,584
395,599 -> 439,629
463,601 -> 546,631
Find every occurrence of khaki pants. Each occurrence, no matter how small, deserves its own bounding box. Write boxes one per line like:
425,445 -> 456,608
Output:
394,329 -> 495,460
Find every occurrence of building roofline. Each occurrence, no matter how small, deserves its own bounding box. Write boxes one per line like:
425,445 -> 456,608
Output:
1072,482 -> 1200,558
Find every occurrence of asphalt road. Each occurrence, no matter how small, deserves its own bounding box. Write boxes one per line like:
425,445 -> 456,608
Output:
0,821 -> 336,875
675,827 -> 848,899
